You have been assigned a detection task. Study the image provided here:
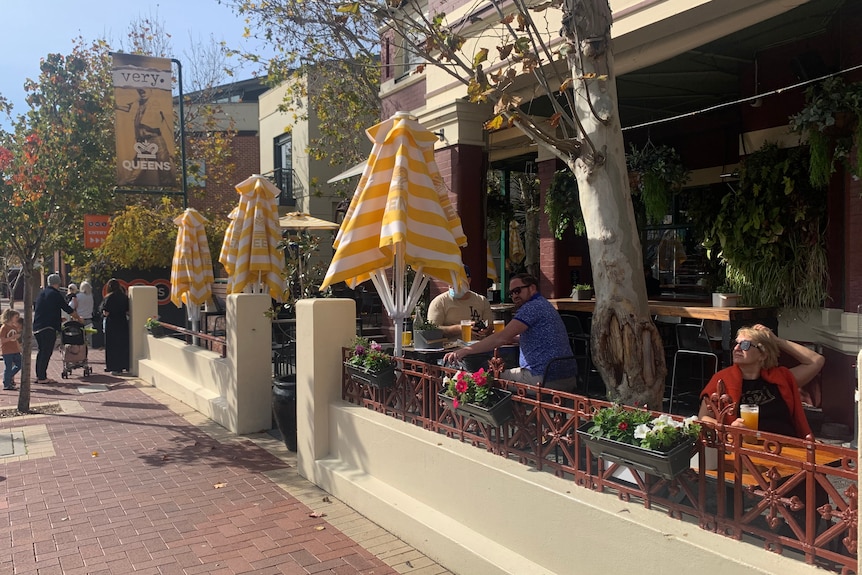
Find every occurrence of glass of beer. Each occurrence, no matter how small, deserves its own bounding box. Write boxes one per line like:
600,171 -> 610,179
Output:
493,319 -> 505,333
460,320 -> 473,342
739,404 -> 759,443
401,331 -> 412,346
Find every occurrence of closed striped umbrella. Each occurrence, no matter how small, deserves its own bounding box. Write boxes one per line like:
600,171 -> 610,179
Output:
218,206 -> 240,292
170,208 -> 214,325
507,220 -> 526,270
320,112 -> 468,354
486,241 -> 499,283
219,175 -> 285,300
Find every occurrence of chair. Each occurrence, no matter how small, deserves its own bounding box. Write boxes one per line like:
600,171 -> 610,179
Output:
667,323 -> 718,414
559,314 -> 592,390
541,356 -> 580,393
272,320 -> 297,377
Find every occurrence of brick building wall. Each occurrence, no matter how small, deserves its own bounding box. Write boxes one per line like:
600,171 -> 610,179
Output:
188,132 -> 260,220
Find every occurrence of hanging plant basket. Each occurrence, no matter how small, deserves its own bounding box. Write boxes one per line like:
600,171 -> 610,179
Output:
344,362 -> 397,388
576,422 -> 695,480
438,388 -> 514,427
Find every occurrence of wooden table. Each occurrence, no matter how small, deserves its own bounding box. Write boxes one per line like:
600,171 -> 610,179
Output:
697,442 -> 841,487
549,299 -> 778,353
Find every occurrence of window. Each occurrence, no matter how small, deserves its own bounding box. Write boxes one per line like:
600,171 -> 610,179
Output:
274,133 -> 294,207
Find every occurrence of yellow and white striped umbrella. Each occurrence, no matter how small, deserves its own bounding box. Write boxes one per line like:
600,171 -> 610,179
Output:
507,220 -> 526,270
218,206 -> 240,292
219,175 -> 285,300
320,112 -> 468,354
486,241 -> 499,283
170,208 -> 214,322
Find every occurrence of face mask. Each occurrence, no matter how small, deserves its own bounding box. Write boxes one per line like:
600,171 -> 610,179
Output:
449,287 -> 467,299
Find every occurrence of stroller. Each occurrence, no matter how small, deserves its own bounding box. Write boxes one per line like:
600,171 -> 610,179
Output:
60,321 -> 92,378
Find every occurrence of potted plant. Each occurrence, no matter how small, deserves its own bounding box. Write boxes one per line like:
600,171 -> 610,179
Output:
145,317 -> 165,338
626,142 -> 690,224
570,284 -> 593,301
438,367 -> 513,427
711,285 -> 739,308
576,404 -> 700,480
412,316 -> 443,349
789,77 -> 862,187
344,337 -> 397,388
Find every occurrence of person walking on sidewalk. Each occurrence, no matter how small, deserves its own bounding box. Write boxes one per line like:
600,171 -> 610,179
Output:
33,273 -> 81,384
0,308 -> 23,390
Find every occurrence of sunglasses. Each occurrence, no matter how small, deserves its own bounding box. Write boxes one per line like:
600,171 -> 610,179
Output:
734,340 -> 759,351
508,285 -> 528,297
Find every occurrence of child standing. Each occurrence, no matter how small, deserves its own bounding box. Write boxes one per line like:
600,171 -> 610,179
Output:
1,309 -> 23,391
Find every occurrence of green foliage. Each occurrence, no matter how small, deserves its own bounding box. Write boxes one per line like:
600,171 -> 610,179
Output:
226,1 -> 380,197
98,198 -> 181,270
544,169 -> 585,240
587,405 -> 700,451
627,143 -> 689,224
346,337 -> 395,372
789,77 -> 862,187
704,143 -> 827,310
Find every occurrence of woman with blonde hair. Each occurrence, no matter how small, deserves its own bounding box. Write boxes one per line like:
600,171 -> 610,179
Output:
698,324 -> 824,438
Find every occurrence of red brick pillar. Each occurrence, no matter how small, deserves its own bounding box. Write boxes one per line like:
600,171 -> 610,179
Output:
435,144 -> 487,294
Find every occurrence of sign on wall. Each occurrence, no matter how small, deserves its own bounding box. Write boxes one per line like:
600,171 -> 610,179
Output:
112,53 -> 177,188
84,215 -> 111,249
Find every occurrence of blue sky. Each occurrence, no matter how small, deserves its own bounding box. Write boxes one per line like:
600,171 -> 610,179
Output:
0,0 -> 272,129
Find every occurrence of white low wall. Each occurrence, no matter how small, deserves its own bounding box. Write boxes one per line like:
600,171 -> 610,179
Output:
296,299 -> 829,575
130,286 -> 273,435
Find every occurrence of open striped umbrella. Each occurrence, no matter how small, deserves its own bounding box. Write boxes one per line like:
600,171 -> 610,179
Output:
320,112 -> 468,354
170,208 -> 215,328
219,175 -> 285,300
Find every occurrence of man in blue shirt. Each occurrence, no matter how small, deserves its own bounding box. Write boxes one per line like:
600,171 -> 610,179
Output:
443,273 -> 575,390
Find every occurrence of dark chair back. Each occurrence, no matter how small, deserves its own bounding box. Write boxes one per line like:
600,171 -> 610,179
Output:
675,323 -> 712,353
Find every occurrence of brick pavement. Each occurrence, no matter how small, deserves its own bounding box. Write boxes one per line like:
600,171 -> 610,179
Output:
0,345 -> 452,575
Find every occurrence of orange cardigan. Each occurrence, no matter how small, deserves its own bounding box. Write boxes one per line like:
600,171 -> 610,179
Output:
701,365 -> 812,438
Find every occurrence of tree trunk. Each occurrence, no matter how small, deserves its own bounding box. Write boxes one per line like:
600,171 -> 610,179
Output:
17,263 -> 35,412
565,0 -> 666,408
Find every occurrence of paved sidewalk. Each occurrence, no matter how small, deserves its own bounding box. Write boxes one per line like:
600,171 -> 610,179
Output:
0,347 -> 452,575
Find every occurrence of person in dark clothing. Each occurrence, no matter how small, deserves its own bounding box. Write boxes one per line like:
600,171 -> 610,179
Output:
33,274 -> 81,384
100,278 -> 130,374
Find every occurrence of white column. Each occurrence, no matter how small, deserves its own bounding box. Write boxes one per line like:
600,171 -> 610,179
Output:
295,298 -> 356,482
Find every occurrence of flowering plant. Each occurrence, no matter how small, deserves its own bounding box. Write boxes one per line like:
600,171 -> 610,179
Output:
442,368 -> 495,409
587,404 -> 700,452
346,337 -> 395,372
145,317 -> 161,330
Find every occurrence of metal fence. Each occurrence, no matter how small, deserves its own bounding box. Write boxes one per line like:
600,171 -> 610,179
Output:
342,354 -> 858,573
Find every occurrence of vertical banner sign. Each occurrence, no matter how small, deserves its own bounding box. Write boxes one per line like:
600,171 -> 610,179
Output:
112,54 -> 177,188
84,215 -> 111,249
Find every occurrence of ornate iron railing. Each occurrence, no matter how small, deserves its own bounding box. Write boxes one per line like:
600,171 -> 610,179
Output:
341,353 -> 858,573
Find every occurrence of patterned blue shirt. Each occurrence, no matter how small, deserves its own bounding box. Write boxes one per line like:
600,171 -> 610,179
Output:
512,294 -> 573,375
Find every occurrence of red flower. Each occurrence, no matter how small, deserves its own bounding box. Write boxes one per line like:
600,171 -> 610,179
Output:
455,379 -> 468,394
472,368 -> 487,387
618,422 -> 628,431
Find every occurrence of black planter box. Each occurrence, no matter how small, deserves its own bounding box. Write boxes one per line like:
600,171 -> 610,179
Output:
438,388 -> 514,427
576,422 -> 695,480
344,363 -> 397,388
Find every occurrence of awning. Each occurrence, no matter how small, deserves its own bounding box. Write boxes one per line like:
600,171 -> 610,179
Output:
326,161 -> 366,184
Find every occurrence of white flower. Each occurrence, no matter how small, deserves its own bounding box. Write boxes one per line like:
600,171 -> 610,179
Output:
682,415 -> 698,428
653,414 -> 682,428
633,424 -> 651,439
